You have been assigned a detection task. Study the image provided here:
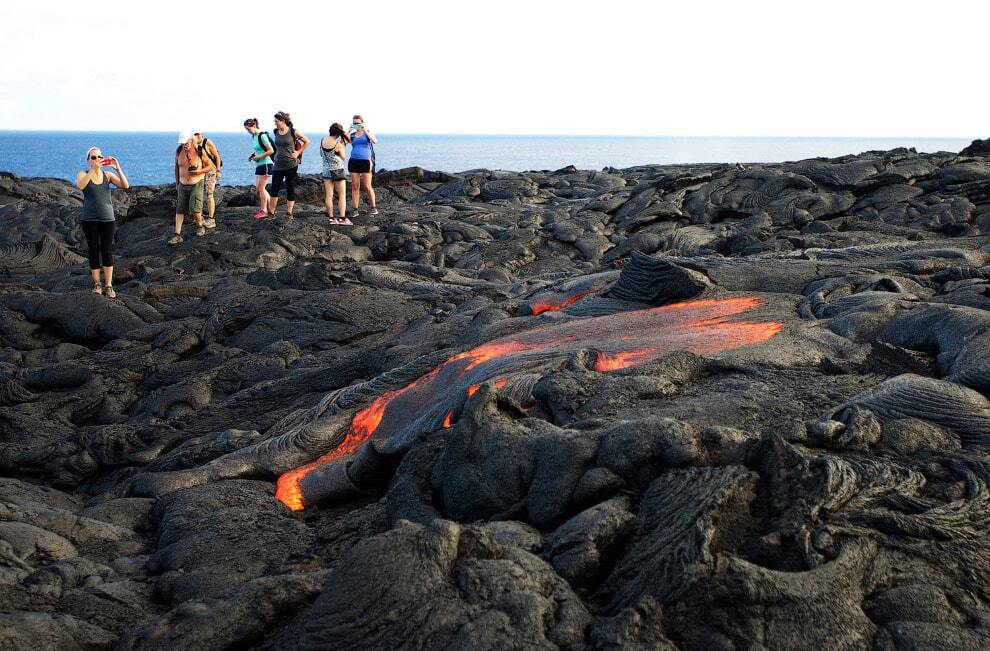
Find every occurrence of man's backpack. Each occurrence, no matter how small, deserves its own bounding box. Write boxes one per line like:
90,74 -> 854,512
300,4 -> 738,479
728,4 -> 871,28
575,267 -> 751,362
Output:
202,137 -> 222,170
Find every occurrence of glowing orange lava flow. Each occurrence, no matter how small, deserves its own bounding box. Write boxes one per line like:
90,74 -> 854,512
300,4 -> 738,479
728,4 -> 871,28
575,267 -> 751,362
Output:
276,296 -> 782,510
530,291 -> 591,316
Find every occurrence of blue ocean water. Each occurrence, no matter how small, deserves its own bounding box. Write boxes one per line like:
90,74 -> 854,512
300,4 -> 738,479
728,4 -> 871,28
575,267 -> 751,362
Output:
0,131 -> 972,187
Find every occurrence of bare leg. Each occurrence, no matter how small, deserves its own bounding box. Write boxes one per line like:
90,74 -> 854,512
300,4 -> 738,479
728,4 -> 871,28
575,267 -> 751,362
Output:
269,196 -> 279,215
175,213 -> 184,235
208,193 -> 216,220
256,176 -> 271,212
335,180 -> 346,217
287,200 -> 295,215
361,174 -> 377,209
90,268 -> 101,286
323,181 -> 333,218
193,212 -> 204,228
103,266 -> 113,287
351,175 -> 361,211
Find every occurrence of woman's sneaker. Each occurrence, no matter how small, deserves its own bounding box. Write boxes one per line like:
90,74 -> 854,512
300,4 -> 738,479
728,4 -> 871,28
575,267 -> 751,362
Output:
105,285 -> 116,299
339,217 -> 353,225
328,217 -> 340,225
167,234 -> 183,245
370,208 -> 380,215
253,209 -> 269,220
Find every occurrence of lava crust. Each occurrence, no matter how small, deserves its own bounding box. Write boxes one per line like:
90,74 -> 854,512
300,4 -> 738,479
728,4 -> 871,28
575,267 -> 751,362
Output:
3,148 -> 990,649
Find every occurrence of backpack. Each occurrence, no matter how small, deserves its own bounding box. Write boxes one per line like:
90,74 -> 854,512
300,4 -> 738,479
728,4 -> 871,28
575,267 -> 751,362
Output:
290,127 -> 304,164
202,137 -> 222,170
255,132 -> 275,161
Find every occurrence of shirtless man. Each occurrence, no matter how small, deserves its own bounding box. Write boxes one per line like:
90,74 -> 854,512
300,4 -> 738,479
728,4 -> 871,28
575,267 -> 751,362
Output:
169,129 -> 215,245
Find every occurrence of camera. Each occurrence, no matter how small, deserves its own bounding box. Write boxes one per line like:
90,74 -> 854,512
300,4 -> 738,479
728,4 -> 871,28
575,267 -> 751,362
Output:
187,165 -> 198,173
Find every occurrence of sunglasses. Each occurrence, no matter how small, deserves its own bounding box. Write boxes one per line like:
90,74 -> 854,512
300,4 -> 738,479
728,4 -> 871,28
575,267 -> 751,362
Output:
89,155 -> 103,160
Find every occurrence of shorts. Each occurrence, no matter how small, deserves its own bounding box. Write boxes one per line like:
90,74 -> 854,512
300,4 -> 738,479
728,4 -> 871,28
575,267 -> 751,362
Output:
176,179 -> 205,215
255,163 -> 274,176
348,158 -> 372,174
204,171 -> 218,196
322,169 -> 346,182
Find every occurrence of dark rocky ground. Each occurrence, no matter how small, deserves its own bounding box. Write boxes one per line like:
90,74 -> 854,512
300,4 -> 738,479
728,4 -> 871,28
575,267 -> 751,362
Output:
2,143 -> 990,649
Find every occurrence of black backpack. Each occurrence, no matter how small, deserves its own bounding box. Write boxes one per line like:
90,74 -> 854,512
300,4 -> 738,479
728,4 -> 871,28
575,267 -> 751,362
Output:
255,132 -> 275,160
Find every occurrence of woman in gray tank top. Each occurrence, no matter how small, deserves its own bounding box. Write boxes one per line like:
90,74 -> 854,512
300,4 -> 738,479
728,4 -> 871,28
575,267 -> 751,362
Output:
75,147 -> 129,298
268,111 -> 310,218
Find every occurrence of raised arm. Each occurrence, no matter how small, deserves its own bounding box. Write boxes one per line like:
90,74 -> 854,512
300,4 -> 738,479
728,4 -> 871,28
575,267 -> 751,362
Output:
106,159 -> 129,189
365,130 -> 377,145
76,169 -> 97,190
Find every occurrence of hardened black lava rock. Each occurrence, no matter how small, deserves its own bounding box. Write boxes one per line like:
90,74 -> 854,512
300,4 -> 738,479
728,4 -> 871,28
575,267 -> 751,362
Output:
4,142 -> 990,649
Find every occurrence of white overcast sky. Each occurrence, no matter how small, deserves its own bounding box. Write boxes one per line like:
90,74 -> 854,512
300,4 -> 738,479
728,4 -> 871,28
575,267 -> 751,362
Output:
1,0 -> 986,137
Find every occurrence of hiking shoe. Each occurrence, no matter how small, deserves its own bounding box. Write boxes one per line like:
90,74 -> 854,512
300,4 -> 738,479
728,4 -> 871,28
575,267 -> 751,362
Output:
196,226 -> 206,237
105,285 -> 116,299
370,208 -> 379,215
339,217 -> 353,225
204,218 -> 217,229
167,234 -> 183,245
254,209 -> 269,220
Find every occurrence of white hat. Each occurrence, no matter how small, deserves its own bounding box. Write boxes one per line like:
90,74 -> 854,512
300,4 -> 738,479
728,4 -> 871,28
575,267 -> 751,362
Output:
177,129 -> 193,144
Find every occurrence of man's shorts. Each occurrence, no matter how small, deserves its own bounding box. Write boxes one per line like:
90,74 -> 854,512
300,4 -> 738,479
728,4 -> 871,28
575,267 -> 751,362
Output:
176,179 -> 205,215
204,171 -> 218,196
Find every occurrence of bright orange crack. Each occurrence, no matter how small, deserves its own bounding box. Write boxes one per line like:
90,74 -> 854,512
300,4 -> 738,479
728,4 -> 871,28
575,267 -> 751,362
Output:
276,296 -> 782,510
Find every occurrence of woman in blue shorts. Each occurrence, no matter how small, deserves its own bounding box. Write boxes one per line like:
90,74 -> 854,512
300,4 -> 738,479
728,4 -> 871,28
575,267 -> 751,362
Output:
348,115 -> 378,216
244,117 -> 275,220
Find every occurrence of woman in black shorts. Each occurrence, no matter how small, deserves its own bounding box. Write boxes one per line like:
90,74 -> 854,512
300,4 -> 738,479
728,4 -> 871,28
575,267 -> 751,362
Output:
348,115 -> 378,216
75,147 -> 129,298
269,111 -> 310,218
321,122 -> 351,224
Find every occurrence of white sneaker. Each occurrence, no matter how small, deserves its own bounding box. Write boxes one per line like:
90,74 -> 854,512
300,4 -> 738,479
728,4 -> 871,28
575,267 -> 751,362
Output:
204,218 -> 217,229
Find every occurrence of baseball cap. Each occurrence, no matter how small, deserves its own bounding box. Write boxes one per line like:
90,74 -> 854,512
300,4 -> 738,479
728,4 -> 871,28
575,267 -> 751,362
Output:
177,129 -> 193,144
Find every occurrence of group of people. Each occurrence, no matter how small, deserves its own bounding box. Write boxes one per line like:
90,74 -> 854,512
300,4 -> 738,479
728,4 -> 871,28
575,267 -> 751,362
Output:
244,113 -> 378,226
76,113 -> 383,296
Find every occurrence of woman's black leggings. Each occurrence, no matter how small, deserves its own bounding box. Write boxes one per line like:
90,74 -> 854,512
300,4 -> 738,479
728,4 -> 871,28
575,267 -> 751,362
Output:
81,220 -> 115,269
271,167 -> 298,201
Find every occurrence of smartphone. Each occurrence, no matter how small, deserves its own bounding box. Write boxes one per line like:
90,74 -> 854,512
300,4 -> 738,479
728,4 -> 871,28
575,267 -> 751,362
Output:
101,157 -> 115,166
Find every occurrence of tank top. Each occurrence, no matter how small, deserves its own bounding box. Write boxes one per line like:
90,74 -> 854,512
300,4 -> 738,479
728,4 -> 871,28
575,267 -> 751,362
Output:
350,132 -> 372,161
273,128 -> 298,171
81,172 -> 114,222
321,138 -> 344,174
252,132 -> 273,165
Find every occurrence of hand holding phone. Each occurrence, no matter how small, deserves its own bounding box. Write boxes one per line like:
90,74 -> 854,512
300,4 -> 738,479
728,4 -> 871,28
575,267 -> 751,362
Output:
101,156 -> 116,167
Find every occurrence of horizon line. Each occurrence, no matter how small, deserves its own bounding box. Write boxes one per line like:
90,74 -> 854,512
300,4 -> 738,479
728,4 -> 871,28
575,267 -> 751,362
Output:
0,129 -> 975,141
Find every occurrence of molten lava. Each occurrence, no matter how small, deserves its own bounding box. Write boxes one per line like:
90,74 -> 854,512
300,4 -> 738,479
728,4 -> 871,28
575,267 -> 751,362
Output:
529,291 -> 591,316
276,296 -> 782,510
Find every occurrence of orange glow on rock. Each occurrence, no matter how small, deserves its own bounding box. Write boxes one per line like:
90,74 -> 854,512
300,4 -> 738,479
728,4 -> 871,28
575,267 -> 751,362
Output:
276,296 -> 782,510
530,291 -> 590,316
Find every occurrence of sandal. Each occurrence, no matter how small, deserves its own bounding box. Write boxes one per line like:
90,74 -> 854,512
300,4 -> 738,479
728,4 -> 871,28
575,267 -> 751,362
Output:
105,285 -> 116,299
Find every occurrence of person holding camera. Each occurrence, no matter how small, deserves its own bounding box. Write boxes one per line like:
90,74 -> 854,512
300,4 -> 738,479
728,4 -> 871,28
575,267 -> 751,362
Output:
170,129 -> 215,245
76,147 -> 129,297
348,114 -> 378,216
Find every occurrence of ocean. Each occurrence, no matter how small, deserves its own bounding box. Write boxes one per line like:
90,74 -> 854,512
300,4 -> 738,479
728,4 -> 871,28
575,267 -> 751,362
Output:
0,131 -> 972,187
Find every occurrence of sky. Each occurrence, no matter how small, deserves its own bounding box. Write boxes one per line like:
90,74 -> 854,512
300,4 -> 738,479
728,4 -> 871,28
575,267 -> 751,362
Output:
1,0 -> 987,137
